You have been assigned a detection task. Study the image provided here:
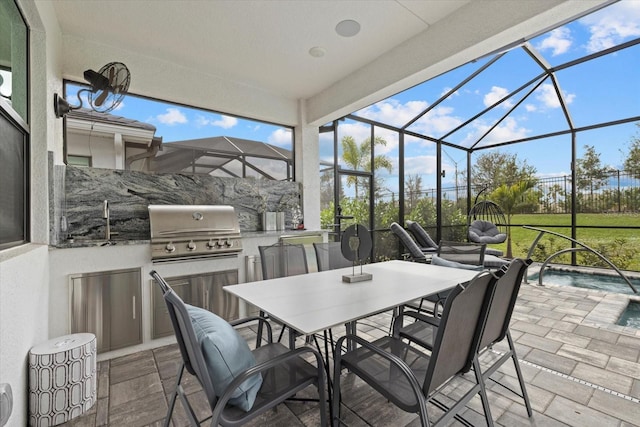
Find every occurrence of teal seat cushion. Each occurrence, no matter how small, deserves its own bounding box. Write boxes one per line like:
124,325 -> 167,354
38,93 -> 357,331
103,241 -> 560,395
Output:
186,305 -> 262,411
431,255 -> 484,271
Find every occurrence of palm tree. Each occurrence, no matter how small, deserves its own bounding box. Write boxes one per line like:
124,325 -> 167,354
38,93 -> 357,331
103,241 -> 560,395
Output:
491,180 -> 536,258
340,135 -> 392,198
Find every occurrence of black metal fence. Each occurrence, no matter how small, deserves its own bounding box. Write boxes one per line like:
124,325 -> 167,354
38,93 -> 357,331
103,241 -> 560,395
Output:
471,170 -> 640,214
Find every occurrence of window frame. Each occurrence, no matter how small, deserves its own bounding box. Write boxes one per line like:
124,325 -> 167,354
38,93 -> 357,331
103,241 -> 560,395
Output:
0,0 -> 30,250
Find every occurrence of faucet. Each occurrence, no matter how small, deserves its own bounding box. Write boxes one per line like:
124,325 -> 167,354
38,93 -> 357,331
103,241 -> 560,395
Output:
103,200 -> 110,241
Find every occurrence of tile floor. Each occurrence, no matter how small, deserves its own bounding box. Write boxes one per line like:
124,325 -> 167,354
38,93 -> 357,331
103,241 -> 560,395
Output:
62,277 -> 640,427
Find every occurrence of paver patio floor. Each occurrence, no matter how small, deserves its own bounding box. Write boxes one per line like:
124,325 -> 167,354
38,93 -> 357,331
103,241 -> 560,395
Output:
62,271 -> 640,426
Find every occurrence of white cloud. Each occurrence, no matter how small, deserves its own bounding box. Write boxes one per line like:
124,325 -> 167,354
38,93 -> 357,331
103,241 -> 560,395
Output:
404,155 -> 438,176
267,128 -> 292,146
157,108 -> 187,125
534,83 -> 575,109
580,1 -> 640,53
212,115 -> 238,129
440,87 -> 459,98
413,106 -> 463,135
525,104 -> 537,112
483,86 -> 514,109
113,101 -> 125,111
357,99 -> 428,128
536,27 -> 573,56
194,114 -> 238,129
462,117 -> 530,146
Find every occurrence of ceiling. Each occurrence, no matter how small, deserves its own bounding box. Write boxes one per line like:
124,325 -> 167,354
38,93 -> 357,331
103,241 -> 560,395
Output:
49,0 -> 609,126
50,0 -> 469,100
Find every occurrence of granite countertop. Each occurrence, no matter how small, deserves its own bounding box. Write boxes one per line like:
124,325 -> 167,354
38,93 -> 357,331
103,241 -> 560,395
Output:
53,239 -> 151,249
52,229 -> 327,249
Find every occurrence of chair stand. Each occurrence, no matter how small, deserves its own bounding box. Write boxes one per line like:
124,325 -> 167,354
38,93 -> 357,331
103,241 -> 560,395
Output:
165,364 -> 201,427
482,331 -> 532,417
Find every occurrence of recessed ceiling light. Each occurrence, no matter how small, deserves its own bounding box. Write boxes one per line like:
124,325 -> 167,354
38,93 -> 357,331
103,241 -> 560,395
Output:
309,46 -> 326,58
336,19 -> 361,37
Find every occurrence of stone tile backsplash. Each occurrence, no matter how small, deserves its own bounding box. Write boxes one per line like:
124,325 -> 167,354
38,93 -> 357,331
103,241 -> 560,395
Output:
52,165 -> 301,244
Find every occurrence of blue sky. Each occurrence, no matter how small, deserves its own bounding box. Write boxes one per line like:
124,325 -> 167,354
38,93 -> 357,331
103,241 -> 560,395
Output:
68,1 -> 640,195
320,0 -> 640,194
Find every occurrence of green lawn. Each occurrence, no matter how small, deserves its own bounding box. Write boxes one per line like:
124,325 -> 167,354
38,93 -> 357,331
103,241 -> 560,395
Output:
488,213 -> 640,271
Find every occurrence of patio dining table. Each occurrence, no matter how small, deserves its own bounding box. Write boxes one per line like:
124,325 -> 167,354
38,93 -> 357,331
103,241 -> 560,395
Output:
225,260 -> 479,420
225,260 -> 479,345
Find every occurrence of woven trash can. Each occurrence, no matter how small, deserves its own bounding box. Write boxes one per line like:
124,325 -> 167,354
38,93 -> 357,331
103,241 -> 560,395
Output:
28,333 -> 97,426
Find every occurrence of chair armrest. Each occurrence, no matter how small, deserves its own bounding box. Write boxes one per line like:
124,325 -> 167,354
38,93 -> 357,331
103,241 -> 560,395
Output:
392,310 -> 439,338
230,316 -> 273,344
334,334 -> 426,404
212,346 -> 325,420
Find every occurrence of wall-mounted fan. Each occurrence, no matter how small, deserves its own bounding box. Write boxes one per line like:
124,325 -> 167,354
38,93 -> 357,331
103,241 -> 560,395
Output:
54,62 -> 131,118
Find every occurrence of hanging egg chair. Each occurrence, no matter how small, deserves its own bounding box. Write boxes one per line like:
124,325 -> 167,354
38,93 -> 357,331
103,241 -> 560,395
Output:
468,190 -> 507,245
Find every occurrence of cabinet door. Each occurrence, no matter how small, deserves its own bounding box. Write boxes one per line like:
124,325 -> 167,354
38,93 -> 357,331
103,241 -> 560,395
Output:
71,268 -> 142,353
202,270 -> 239,321
152,280 -> 195,339
107,269 -> 142,351
71,275 -> 106,351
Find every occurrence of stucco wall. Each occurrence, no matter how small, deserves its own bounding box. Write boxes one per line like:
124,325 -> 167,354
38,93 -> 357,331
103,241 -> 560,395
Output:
0,245 -> 49,427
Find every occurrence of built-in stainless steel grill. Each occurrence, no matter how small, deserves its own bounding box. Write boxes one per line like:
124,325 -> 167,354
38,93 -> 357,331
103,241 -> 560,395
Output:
148,205 -> 242,262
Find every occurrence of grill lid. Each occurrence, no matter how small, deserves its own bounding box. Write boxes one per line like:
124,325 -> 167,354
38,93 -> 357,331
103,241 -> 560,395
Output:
148,205 -> 242,262
148,205 -> 241,240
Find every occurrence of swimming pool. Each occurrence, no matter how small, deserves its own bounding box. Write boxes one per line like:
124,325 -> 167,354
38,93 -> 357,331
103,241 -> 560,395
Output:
528,268 -> 640,329
618,302 -> 640,328
528,269 -> 640,295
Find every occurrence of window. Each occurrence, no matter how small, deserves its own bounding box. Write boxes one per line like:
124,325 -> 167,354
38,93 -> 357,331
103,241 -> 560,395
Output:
67,155 -> 92,167
0,0 -> 29,249
63,82 -> 294,180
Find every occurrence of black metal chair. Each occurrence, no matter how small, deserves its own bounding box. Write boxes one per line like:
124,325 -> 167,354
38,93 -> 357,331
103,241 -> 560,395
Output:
332,270 -> 501,427
313,241 -> 352,272
395,258 -> 533,420
149,270 -> 327,427
258,242 -> 309,345
259,242 -> 309,279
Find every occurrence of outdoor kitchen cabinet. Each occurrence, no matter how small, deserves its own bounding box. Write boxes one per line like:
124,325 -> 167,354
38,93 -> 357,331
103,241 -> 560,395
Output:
152,269 -> 239,339
70,268 -> 142,353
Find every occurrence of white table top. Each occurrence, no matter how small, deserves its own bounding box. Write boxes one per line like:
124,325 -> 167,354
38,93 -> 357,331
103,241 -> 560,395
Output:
225,260 -> 479,336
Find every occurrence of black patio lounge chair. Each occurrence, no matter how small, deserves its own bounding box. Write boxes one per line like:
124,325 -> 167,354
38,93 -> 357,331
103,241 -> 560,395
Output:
149,270 -> 327,427
406,220 -> 438,253
390,222 -> 429,262
332,269 -> 501,427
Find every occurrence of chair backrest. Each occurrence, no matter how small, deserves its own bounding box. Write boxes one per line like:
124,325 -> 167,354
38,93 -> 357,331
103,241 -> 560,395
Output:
423,270 -> 500,395
437,240 -> 486,266
479,258 -> 533,350
313,242 -> 352,271
259,243 -> 309,279
390,222 -> 426,261
149,270 -> 218,405
406,220 -> 438,250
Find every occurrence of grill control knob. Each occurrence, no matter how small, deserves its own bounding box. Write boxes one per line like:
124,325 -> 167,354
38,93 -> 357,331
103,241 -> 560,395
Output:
187,240 -> 196,251
216,239 -> 225,248
165,243 -> 176,253
224,239 -> 233,247
206,239 -> 216,249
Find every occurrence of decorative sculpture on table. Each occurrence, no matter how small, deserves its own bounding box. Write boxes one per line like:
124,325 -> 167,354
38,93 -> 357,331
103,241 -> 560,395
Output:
340,224 -> 373,283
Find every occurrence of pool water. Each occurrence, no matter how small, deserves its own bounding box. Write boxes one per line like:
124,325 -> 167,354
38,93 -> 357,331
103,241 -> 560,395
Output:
618,302 -> 640,328
529,270 -> 640,295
